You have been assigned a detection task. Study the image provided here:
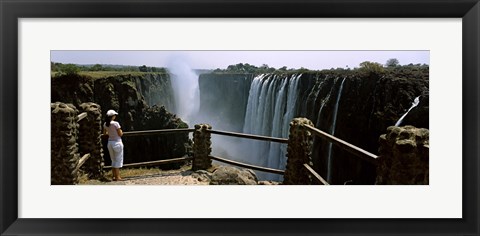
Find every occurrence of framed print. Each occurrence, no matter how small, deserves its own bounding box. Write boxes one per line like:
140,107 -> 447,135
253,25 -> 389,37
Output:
1,0 -> 479,235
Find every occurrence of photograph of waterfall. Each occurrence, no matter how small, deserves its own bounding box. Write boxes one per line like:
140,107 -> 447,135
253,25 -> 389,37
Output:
50,50 -> 429,185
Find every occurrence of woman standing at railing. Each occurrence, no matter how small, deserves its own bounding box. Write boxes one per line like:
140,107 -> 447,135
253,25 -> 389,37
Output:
103,109 -> 124,181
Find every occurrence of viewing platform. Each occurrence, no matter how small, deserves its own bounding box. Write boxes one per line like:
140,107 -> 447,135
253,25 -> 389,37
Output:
51,102 -> 429,185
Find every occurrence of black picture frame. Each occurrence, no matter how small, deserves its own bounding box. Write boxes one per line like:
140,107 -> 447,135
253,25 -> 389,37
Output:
1,0 -> 479,235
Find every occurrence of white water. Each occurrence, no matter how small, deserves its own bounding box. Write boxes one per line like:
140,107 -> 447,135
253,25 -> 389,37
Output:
326,78 -> 346,183
168,58 -> 200,125
395,96 -> 420,126
241,74 -> 301,180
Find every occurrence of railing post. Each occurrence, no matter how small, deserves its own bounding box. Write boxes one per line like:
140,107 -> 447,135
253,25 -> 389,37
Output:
51,102 -> 80,184
376,126 -> 429,184
192,124 -> 212,171
284,118 -> 314,185
78,102 -> 104,179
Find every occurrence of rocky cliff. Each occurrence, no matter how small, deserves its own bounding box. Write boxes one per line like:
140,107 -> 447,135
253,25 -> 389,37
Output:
51,73 -> 188,167
298,71 -> 428,184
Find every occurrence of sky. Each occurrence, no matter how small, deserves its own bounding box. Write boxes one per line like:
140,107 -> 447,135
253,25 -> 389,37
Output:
51,50 -> 429,70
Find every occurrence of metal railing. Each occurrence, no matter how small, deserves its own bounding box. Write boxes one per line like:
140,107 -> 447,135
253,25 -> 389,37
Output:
207,130 -> 288,143
103,128 -> 195,169
303,124 -> 378,164
105,127 -> 286,174
122,128 -> 195,137
206,129 -> 287,175
298,124 -> 378,185
303,163 -> 329,185
95,120 -> 379,185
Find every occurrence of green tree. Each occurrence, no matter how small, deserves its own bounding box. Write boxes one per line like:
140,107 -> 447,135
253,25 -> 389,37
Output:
139,65 -> 148,72
51,62 -> 58,72
297,67 -> 309,73
359,61 -> 384,76
385,58 -> 400,67
226,64 -> 237,71
60,64 -> 80,75
91,64 -> 103,71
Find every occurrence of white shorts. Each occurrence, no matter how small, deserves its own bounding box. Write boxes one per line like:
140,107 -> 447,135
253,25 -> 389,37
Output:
107,141 -> 124,168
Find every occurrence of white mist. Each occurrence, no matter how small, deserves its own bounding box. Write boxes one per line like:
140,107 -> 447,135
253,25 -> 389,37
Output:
167,56 -> 200,125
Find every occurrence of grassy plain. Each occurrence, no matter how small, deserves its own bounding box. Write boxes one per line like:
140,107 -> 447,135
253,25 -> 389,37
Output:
51,71 -> 167,79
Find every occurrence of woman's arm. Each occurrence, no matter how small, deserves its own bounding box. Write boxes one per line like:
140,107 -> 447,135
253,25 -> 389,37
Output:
116,128 -> 123,137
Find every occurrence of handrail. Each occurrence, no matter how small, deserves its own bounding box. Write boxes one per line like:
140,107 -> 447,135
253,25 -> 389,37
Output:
116,127 -> 286,175
104,156 -> 193,169
209,155 -> 285,175
70,115 -> 386,185
303,125 -> 378,164
303,163 -> 329,185
101,124 -> 377,184
123,128 -> 195,137
207,130 -> 289,144
77,112 -> 88,122
77,153 -> 91,169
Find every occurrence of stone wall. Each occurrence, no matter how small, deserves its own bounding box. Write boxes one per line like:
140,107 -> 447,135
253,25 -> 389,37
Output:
51,102 -> 80,184
51,102 -> 104,184
283,118 -> 314,185
192,124 -> 212,171
376,126 -> 429,184
78,103 -> 104,178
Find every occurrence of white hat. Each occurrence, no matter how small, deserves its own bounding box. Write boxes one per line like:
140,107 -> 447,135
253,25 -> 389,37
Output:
106,110 -> 118,117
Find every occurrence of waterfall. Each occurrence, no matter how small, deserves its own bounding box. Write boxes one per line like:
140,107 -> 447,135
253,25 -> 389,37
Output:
311,102 -> 325,174
395,96 -> 420,126
267,77 -> 288,169
242,73 -> 301,180
326,78 -> 346,183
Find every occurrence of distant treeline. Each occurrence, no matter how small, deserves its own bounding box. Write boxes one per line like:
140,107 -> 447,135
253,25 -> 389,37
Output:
213,60 -> 429,80
51,62 -> 167,75
51,59 -> 429,80
213,63 -> 289,74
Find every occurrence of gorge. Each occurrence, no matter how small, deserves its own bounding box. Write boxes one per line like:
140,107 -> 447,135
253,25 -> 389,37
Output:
51,64 -> 429,184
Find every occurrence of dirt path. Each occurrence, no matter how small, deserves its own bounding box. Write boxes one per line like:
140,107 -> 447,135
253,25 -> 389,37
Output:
79,165 -> 280,185
80,169 -> 210,185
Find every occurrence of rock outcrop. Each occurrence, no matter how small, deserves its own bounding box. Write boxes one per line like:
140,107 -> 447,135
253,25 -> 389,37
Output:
209,166 -> 258,185
376,126 -> 429,184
